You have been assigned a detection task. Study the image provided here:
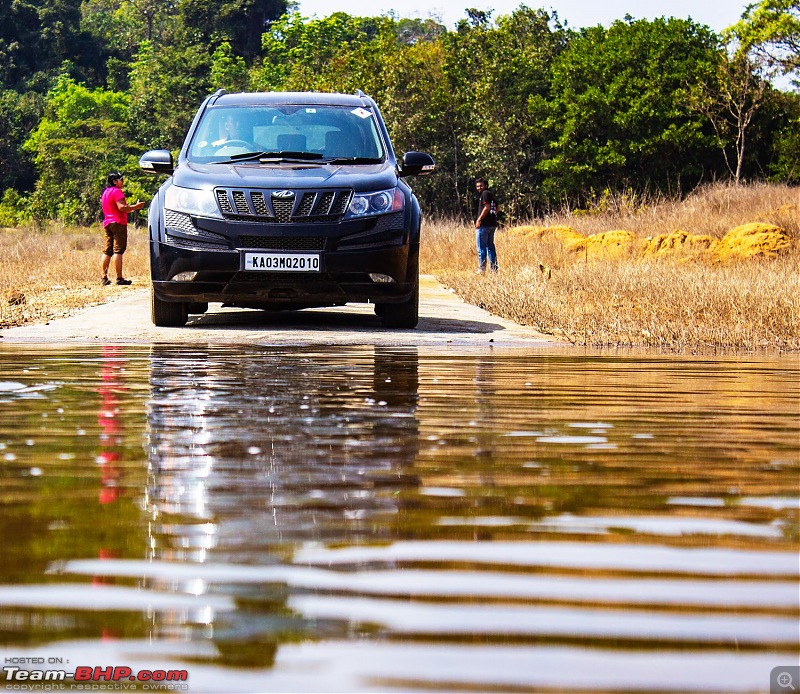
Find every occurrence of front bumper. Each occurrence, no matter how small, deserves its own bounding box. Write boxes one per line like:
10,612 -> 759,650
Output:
151,208 -> 419,308
151,243 -> 417,308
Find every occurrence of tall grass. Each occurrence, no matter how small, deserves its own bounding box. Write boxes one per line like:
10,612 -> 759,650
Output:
545,181 -> 800,238
0,224 -> 148,328
422,183 -> 800,351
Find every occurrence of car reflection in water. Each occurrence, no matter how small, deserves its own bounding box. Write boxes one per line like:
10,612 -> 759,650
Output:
144,345 -> 420,667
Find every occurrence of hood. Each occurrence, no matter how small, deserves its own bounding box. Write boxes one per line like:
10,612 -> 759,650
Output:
173,160 -> 398,192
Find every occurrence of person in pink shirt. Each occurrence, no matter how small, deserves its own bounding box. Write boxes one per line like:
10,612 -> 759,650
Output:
100,171 -> 145,286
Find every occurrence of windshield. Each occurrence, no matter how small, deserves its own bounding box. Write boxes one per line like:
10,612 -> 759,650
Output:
187,104 -> 386,164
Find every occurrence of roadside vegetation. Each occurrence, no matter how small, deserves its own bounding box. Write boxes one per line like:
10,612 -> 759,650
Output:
1,183 -> 797,353
0,225 -> 148,329
422,183 -> 800,351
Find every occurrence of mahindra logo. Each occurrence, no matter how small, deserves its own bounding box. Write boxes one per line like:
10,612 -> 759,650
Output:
272,190 -> 295,199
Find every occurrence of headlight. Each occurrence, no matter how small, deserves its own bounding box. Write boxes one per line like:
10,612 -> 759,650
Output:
165,186 -> 222,219
347,188 -> 404,218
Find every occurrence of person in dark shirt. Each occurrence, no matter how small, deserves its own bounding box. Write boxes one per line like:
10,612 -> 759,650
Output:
474,177 -> 499,273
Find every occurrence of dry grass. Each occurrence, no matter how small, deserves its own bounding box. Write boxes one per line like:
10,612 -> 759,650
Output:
422,183 -> 800,351
0,224 -> 149,329
546,181 -> 800,238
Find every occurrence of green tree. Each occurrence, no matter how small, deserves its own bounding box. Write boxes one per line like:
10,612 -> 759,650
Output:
0,90 -> 42,193
692,49 -> 771,184
255,12 -> 396,92
442,7 -> 566,218
80,0 -> 181,68
767,91 -> 800,180
535,17 -> 722,204
127,40 -> 213,150
0,0 -> 106,90
727,0 -> 800,79
211,42 -> 250,92
381,39 -> 457,215
22,75 -> 146,223
180,0 -> 288,60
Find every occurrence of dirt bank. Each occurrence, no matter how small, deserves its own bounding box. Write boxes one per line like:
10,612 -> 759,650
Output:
0,276 -> 557,348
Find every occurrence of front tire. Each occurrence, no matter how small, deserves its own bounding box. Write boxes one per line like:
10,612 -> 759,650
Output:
151,290 -> 188,327
379,282 -> 419,329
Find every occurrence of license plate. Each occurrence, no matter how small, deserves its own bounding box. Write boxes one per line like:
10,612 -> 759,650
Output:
243,252 -> 320,272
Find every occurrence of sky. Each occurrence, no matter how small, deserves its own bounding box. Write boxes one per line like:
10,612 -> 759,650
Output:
295,0 -> 749,33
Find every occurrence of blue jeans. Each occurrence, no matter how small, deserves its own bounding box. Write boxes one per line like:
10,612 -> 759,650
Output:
476,225 -> 498,272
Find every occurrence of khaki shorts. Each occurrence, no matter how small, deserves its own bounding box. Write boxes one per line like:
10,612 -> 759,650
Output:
103,223 -> 128,256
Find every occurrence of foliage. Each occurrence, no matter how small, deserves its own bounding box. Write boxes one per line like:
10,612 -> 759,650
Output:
0,0 -> 106,90
380,39 -> 457,215
0,90 -> 42,193
767,92 -> 800,181
534,18 -> 722,205
22,75 -> 146,224
127,40 -> 214,151
211,42 -> 250,92
0,189 -> 24,227
0,3 -> 798,225
255,12 -> 396,92
727,0 -> 800,79
441,7 -> 567,218
691,49 -> 772,184
180,0 -> 287,60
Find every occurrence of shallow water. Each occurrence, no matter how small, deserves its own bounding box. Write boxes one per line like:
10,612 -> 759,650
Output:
0,345 -> 797,693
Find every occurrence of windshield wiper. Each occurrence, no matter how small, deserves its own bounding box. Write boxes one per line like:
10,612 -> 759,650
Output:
322,157 -> 383,165
215,150 -> 324,164
259,150 -> 324,162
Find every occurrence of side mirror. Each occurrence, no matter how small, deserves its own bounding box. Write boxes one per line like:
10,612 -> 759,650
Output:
140,150 -> 174,176
398,151 -> 435,177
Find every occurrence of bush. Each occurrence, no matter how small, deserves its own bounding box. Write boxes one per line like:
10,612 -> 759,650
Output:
0,189 -> 24,227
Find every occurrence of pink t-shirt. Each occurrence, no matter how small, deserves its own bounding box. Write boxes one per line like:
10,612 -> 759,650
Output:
102,186 -> 127,226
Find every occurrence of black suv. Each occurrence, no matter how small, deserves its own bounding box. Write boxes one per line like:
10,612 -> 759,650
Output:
139,90 -> 435,328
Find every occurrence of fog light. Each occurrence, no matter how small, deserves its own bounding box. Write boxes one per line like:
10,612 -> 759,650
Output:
369,273 -> 394,283
172,272 -> 197,281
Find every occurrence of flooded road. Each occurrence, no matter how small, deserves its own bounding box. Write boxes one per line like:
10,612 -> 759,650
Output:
0,345 -> 797,693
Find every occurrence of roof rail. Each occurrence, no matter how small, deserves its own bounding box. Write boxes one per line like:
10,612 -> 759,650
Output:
210,88 -> 228,104
354,89 -> 366,98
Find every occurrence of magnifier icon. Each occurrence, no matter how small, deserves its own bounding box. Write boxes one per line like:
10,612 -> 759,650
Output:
778,672 -> 796,690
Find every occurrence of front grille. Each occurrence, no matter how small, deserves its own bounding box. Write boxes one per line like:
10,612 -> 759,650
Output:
214,188 -> 352,223
164,210 -> 196,234
251,192 -> 270,216
272,198 -> 294,222
238,235 -> 326,251
165,233 -> 229,251
330,193 -> 350,216
337,211 -> 406,250
216,190 -> 235,215
297,193 -> 315,215
164,210 -> 230,247
232,190 -> 248,213
314,192 -> 335,216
